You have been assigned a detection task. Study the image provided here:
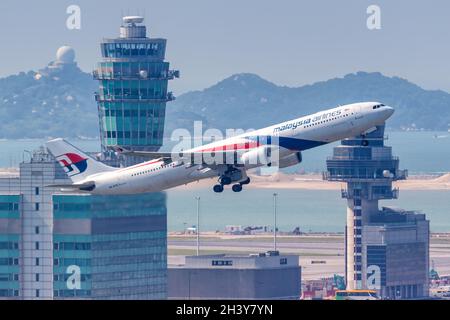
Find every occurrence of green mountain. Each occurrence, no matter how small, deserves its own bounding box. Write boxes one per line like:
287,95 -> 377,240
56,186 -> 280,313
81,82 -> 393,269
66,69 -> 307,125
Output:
167,72 -> 450,134
0,65 -> 98,139
1,69 -> 449,139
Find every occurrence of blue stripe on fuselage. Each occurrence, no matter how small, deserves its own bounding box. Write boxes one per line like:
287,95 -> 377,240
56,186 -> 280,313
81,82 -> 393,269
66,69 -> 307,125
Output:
278,136 -> 327,151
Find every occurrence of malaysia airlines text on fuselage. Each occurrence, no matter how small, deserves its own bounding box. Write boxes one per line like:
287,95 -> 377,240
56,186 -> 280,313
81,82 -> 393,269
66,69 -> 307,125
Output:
45,102 -> 394,195
273,109 -> 343,134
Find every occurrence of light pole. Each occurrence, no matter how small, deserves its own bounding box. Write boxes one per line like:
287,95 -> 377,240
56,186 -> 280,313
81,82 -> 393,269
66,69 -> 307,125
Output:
273,193 -> 278,251
195,196 -> 200,256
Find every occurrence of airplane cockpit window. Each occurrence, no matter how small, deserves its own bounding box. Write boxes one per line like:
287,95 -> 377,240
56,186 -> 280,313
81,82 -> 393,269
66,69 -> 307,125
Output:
372,104 -> 385,109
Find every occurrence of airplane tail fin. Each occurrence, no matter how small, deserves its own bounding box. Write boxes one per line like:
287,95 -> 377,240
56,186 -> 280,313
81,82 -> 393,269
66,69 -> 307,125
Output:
45,138 -> 115,183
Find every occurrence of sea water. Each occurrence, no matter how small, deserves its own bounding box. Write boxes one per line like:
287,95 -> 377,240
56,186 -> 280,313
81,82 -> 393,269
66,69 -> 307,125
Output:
1,132 -> 449,232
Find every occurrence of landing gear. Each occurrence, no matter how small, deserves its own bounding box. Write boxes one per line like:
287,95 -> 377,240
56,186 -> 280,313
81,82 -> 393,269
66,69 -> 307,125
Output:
232,184 -> 242,192
233,178 -> 249,192
220,176 -> 232,185
215,168 -> 249,193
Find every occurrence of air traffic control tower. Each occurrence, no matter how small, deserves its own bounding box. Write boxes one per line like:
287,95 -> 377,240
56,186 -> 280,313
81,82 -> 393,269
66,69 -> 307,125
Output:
94,16 -> 179,165
324,125 -> 430,299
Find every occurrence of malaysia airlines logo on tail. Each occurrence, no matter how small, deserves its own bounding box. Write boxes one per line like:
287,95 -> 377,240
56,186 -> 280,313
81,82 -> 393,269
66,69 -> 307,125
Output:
56,153 -> 88,176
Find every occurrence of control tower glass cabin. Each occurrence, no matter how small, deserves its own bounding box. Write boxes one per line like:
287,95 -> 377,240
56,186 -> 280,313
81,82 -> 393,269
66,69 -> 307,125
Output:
94,16 -> 179,158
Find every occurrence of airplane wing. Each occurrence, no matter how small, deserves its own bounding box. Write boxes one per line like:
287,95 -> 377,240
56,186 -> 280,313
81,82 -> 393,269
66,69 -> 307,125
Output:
115,147 -> 256,193
116,148 -> 244,165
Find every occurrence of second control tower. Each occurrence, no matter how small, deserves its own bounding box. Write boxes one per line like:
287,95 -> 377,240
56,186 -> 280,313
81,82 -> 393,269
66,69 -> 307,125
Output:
324,125 -> 429,298
94,16 -> 179,164
324,125 -> 405,289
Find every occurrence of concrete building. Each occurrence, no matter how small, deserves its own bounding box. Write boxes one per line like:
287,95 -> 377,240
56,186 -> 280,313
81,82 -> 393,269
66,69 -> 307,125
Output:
1,16 -> 177,300
0,148 -> 167,300
324,124 -> 429,299
0,16 -> 180,300
0,148 -> 66,299
364,207 -> 429,299
53,192 -> 167,299
34,45 -> 80,80
168,252 -> 301,300
93,15 -> 179,164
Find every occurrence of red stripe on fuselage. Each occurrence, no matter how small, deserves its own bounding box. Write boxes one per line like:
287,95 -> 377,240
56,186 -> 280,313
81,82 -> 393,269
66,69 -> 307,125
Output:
195,141 -> 261,152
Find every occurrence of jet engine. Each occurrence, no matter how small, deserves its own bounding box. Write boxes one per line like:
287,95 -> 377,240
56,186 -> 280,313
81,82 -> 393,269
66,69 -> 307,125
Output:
240,146 -> 273,167
278,152 -> 302,168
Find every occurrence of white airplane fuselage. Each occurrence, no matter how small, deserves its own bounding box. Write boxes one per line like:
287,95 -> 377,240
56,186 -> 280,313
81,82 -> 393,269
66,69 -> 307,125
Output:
47,102 -> 394,195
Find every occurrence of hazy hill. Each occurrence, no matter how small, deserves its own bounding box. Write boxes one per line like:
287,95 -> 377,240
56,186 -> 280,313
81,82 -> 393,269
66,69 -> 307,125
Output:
1,67 -> 449,139
0,65 -> 98,138
167,72 -> 450,134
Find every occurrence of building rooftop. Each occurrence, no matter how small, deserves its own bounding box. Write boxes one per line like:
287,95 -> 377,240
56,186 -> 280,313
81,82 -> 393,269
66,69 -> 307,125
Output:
369,206 -> 427,225
169,252 -> 299,270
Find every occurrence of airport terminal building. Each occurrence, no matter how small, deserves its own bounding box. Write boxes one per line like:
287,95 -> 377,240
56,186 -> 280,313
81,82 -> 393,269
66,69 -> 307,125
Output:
363,208 -> 429,298
168,253 -> 301,300
0,149 -> 167,299
0,16 -> 176,300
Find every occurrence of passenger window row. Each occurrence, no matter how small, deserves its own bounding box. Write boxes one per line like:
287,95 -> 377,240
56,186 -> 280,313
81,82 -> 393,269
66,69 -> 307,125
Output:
304,113 -> 351,128
131,163 -> 175,177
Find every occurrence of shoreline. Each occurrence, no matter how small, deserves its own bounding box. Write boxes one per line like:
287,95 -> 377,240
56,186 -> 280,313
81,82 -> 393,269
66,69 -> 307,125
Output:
172,172 -> 450,191
168,231 -> 450,239
2,168 -> 450,191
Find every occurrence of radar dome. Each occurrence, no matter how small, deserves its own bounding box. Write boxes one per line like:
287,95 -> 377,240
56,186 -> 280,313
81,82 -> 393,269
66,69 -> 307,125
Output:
56,46 -> 75,64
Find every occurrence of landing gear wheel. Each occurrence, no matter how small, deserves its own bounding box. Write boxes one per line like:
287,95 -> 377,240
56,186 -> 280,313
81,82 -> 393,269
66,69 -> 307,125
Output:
220,176 -> 232,185
232,184 -> 242,192
240,177 -> 251,185
213,184 -> 224,193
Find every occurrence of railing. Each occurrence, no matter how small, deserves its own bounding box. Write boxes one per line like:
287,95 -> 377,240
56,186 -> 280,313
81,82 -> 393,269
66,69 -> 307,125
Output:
323,172 -> 397,181
340,188 -> 399,200
323,169 -> 407,182
94,92 -> 175,102
93,70 -> 179,80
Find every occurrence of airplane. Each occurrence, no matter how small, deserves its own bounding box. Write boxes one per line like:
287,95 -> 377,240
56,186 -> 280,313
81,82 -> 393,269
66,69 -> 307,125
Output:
45,102 -> 394,194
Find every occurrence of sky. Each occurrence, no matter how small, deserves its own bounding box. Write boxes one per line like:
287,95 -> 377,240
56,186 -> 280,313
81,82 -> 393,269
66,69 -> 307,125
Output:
0,0 -> 449,94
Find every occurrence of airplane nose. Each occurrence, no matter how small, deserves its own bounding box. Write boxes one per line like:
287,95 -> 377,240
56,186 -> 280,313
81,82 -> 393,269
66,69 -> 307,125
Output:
383,106 -> 395,118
